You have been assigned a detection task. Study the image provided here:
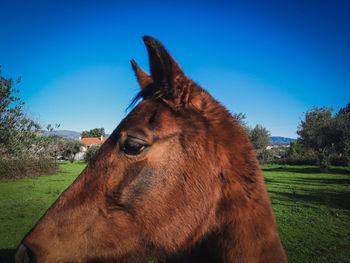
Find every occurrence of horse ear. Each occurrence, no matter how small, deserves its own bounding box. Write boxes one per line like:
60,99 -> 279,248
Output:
142,36 -> 195,108
130,59 -> 153,90
142,36 -> 185,87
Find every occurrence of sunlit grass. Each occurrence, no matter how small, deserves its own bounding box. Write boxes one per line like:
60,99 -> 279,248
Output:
263,164 -> 350,263
0,161 -> 86,249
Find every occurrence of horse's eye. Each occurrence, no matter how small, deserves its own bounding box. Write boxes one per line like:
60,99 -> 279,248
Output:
122,138 -> 148,155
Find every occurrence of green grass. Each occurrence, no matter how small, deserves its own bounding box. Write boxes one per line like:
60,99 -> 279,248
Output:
0,161 -> 86,262
263,164 -> 350,263
0,163 -> 349,262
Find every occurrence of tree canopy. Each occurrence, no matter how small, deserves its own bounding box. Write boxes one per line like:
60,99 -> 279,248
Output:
335,103 -> 350,168
297,104 -> 350,171
233,113 -> 272,161
249,124 -> 271,151
0,67 -> 40,158
81,128 -> 105,138
61,139 -> 84,163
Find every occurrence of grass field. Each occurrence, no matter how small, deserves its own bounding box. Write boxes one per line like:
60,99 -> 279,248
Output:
0,161 -> 86,263
0,162 -> 349,262
263,165 -> 350,263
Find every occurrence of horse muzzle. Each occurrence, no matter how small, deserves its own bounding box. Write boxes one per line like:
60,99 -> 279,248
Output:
15,243 -> 37,263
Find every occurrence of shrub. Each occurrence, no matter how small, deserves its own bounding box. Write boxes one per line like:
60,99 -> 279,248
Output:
330,155 -> 348,166
61,140 -> 84,163
275,156 -> 317,166
271,141 -> 318,166
257,149 -> 274,164
0,158 -> 58,179
83,144 -> 102,164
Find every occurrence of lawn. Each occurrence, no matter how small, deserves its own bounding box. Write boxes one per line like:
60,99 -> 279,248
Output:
0,161 -> 86,262
263,165 -> 350,263
0,162 -> 349,262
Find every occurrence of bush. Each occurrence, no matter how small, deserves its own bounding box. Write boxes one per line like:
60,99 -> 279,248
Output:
271,141 -> 318,166
330,156 -> 348,166
275,156 -> 318,166
61,140 -> 84,163
83,144 -> 102,164
257,149 -> 274,164
0,158 -> 58,179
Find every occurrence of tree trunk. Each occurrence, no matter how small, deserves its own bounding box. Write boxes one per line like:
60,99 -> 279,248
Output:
318,150 -> 330,173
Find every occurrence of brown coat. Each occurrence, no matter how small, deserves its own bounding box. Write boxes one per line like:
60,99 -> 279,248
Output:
16,36 -> 287,263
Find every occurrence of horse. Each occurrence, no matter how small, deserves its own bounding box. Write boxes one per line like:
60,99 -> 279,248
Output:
15,36 -> 287,263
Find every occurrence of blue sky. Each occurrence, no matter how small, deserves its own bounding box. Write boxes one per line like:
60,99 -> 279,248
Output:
1,0 -> 349,138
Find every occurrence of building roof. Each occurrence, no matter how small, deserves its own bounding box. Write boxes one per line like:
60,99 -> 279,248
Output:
81,137 -> 108,147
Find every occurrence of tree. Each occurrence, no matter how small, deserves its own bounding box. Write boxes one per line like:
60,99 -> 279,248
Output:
249,124 -> 271,152
338,102 -> 350,115
233,112 -> 247,127
248,124 -> 271,162
0,67 -> 40,158
61,139 -> 84,163
297,106 -> 343,172
46,123 -> 60,137
336,103 -> 350,169
38,135 -> 65,162
46,124 -> 52,136
81,128 -> 105,138
83,144 -> 101,163
288,140 -> 307,158
232,113 -> 271,162
233,112 -> 250,135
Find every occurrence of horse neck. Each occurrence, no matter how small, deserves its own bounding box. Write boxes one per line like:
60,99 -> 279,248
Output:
195,174 -> 287,263
197,95 -> 287,262
163,219 -> 286,263
215,154 -> 287,262
216,188 -> 287,263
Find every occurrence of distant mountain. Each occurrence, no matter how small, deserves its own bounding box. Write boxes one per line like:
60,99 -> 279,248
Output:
42,130 -> 81,140
270,136 -> 296,145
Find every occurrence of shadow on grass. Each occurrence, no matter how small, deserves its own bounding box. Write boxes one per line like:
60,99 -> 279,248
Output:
265,177 -> 350,188
262,166 -> 349,175
0,249 -> 16,263
293,177 -> 350,185
269,189 -> 350,210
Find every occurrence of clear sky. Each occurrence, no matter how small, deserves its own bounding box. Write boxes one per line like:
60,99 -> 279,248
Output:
1,0 -> 349,138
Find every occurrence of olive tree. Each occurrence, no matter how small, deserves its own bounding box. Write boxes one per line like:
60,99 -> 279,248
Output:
250,125 -> 271,150
335,103 -> 350,169
297,106 -> 343,172
0,67 -> 40,158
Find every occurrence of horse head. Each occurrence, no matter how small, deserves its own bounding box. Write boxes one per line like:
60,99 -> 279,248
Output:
16,36 -> 287,263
